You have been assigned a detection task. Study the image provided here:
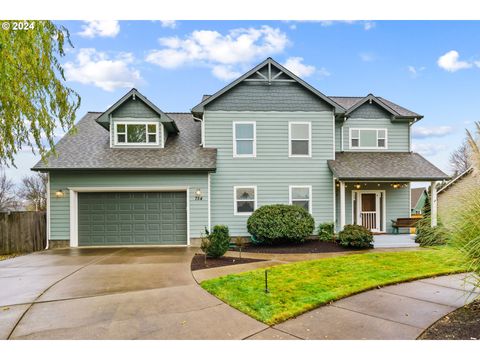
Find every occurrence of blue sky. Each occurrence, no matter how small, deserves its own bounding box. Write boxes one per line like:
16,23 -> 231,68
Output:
5,20 -> 480,183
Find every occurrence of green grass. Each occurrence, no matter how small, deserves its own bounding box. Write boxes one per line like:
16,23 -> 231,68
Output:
201,247 -> 468,325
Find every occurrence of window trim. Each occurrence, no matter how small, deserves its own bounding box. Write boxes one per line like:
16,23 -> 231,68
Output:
233,185 -> 257,216
349,128 -> 388,150
113,121 -> 161,147
289,185 -> 313,214
233,121 -> 256,158
289,121 -> 312,157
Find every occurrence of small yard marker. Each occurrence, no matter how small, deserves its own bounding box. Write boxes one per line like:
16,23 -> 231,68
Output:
265,270 -> 269,293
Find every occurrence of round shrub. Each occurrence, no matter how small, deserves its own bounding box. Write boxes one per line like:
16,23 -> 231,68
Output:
247,204 -> 315,244
338,224 -> 373,248
201,225 -> 230,258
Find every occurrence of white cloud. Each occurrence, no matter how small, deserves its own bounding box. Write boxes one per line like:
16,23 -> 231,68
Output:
283,57 -> 317,77
315,20 -> 374,30
211,65 -> 241,81
412,143 -> 448,156
160,20 -> 177,29
412,126 -> 453,139
408,65 -> 426,78
359,52 -> 375,62
64,48 -> 142,92
145,25 -> 289,80
437,50 -> 472,72
363,21 -> 376,30
78,20 -> 120,38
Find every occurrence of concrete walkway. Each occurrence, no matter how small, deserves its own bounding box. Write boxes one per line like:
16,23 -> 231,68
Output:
252,273 -> 479,340
0,248 -> 268,340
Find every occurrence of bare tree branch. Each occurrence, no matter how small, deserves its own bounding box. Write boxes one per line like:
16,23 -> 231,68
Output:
16,172 -> 47,211
0,169 -> 18,211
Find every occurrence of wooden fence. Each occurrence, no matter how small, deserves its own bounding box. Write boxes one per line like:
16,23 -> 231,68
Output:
0,211 -> 46,255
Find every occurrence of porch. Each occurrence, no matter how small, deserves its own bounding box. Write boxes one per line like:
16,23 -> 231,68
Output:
328,152 -> 448,234
373,234 -> 418,248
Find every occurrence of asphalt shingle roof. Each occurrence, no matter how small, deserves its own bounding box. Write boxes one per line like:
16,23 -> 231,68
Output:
32,112 -> 217,171
328,152 -> 448,181
411,187 -> 426,208
330,96 -> 421,118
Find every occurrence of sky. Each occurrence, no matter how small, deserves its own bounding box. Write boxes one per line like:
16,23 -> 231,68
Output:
5,20 -> 480,184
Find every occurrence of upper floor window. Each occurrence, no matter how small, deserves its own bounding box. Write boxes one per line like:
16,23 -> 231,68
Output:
233,122 -> 256,157
350,128 -> 387,149
114,122 -> 160,146
234,186 -> 257,215
289,122 -> 311,157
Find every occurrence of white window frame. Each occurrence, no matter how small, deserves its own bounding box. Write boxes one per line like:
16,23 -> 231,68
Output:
289,121 -> 312,157
289,185 -> 313,214
233,185 -> 257,216
349,128 -> 388,150
113,121 -> 161,147
233,121 -> 256,158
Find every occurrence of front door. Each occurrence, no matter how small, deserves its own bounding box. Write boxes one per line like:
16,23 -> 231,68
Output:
354,191 -> 383,232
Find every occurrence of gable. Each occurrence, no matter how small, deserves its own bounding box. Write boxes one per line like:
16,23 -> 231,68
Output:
112,97 -> 160,118
192,58 -> 345,115
349,102 -> 393,119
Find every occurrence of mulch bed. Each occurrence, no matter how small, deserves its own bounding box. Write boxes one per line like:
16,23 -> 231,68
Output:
418,299 -> 480,340
191,254 -> 265,271
239,240 -> 358,254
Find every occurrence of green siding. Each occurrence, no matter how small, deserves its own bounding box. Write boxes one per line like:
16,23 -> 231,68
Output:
49,171 -> 208,242
206,82 -> 333,112
112,97 -> 160,118
335,182 -> 411,233
204,110 -> 335,236
341,118 -> 410,152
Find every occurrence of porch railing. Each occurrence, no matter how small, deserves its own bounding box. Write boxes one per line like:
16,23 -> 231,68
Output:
361,211 -> 376,230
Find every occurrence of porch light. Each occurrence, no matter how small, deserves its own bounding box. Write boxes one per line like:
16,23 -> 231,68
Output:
194,188 -> 203,200
55,190 -> 65,198
391,183 -> 401,189
354,183 -> 361,189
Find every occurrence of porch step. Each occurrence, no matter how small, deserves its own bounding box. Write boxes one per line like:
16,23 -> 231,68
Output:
373,234 -> 419,249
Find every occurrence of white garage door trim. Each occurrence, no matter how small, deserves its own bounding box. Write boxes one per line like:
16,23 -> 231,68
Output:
69,186 -> 190,247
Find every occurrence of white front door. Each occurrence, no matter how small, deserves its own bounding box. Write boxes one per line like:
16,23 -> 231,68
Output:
353,191 -> 384,232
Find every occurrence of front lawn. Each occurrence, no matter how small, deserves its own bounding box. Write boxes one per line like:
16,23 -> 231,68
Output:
201,248 -> 468,325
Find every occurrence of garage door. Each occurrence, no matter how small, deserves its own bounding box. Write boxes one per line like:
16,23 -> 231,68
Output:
78,192 -> 187,246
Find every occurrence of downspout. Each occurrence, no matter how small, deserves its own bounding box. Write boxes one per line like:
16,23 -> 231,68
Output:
45,172 -> 50,250
193,115 -> 204,146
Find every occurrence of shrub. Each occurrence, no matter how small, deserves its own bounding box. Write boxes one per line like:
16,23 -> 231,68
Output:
247,204 -> 315,244
415,216 -> 448,247
201,225 -> 230,258
338,224 -> 373,249
318,222 -> 335,242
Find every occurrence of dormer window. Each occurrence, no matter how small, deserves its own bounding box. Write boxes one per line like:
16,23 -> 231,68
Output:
114,122 -> 160,146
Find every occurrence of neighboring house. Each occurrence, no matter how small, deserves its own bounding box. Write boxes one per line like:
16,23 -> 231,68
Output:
411,187 -> 428,215
438,167 -> 478,228
33,58 -> 447,248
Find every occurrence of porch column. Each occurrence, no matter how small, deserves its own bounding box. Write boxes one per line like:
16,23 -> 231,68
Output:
339,181 -> 346,230
431,181 -> 438,227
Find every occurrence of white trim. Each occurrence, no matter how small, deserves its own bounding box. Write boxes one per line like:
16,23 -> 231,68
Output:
233,185 -> 257,216
352,190 -> 387,233
233,121 -> 256,158
332,178 -> 336,228
207,173 -> 211,231
201,117 -> 205,146
339,181 -> 346,230
46,173 -> 50,250
69,189 -> 78,247
113,121 -> 161,147
289,121 -> 312,157
68,186 -> 190,247
332,114 -> 335,158
349,128 -> 388,150
431,181 -> 438,227
289,185 -> 313,214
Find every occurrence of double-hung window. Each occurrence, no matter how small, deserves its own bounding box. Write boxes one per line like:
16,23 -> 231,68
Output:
350,128 -> 387,149
289,122 -> 311,157
233,122 -> 256,157
234,186 -> 257,215
115,122 -> 159,146
289,186 -> 312,213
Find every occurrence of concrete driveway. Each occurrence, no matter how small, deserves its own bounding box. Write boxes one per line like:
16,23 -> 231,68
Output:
0,247 -> 267,339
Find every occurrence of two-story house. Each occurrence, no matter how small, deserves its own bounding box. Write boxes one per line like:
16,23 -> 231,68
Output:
33,58 -> 447,248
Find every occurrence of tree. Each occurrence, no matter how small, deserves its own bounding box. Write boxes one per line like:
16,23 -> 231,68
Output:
449,140 -> 471,176
0,169 -> 18,211
467,121 -> 480,170
17,172 -> 47,211
0,21 -> 80,167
